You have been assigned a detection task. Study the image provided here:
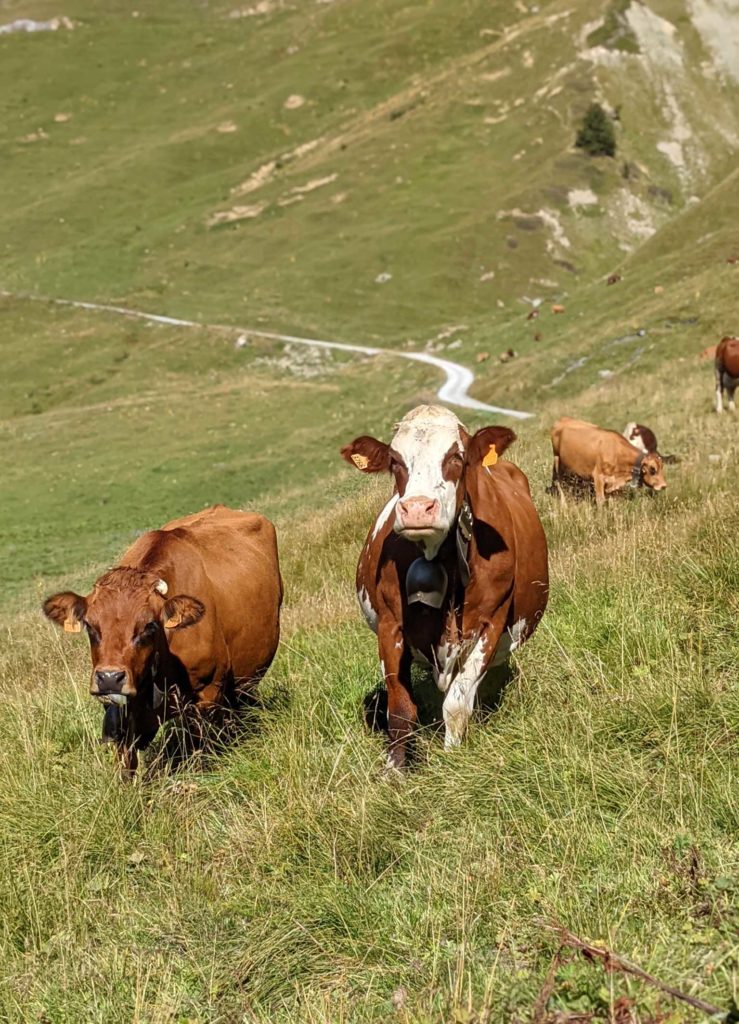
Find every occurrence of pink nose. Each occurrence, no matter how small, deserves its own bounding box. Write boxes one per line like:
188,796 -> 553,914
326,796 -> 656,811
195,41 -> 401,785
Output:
397,496 -> 440,530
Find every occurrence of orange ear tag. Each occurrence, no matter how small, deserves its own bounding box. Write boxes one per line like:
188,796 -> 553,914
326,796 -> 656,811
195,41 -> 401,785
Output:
351,453 -> 369,470
63,618 -> 81,634
482,444 -> 498,468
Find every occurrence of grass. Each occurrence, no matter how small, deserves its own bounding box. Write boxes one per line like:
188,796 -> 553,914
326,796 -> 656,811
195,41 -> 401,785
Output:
2,0 -> 739,1019
1,435 -> 737,1022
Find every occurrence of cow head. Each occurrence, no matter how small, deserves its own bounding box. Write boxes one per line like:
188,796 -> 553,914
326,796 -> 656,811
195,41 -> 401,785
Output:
624,422 -> 657,455
341,405 -> 516,558
43,569 -> 204,705
640,452 -> 667,492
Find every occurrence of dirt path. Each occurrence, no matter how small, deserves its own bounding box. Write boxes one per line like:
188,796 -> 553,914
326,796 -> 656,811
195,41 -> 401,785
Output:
2,292 -> 533,419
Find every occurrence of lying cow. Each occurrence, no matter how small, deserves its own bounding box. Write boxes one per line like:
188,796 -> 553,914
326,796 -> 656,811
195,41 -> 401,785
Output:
551,417 -> 666,505
715,336 -> 739,413
43,505 -> 282,776
341,404 -> 548,768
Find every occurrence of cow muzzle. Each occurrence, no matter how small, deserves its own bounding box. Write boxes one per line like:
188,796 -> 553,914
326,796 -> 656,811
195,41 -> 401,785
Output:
91,669 -> 132,706
396,496 -> 441,532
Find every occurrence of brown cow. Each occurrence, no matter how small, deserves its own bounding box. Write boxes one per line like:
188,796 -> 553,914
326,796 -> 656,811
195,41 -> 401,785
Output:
551,417 -> 666,506
340,405 -> 548,768
714,336 -> 739,413
43,505 -> 282,776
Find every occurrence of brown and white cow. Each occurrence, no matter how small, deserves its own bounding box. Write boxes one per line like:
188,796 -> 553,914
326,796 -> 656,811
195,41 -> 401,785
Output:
551,417 -> 666,506
43,505 -> 282,776
341,405 -> 548,768
714,336 -> 739,413
622,422 -> 658,456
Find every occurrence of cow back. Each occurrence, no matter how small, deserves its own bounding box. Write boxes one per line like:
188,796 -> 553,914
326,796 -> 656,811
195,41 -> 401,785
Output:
120,505 -> 282,694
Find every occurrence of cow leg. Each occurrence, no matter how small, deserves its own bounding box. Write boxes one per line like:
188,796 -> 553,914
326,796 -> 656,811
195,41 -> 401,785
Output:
593,471 -> 606,507
442,613 -> 508,749
729,385 -> 736,413
378,619 -> 415,770
715,368 -> 724,413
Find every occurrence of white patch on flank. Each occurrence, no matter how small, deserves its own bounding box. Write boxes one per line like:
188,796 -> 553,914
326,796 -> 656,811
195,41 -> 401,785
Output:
493,617 -> 527,666
442,635 -> 489,748
358,586 -> 378,633
372,493 -> 399,540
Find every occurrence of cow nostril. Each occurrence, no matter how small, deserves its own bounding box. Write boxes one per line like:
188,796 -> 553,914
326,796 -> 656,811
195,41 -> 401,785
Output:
94,669 -> 126,693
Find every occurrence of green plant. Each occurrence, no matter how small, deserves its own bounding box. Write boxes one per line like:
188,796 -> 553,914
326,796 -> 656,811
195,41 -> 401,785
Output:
576,103 -> 617,158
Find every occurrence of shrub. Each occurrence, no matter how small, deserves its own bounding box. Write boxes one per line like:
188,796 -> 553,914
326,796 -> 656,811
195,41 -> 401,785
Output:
575,102 -> 617,157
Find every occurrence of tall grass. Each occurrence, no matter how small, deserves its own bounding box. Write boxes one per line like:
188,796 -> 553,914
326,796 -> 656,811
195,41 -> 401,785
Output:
1,439 -> 737,1022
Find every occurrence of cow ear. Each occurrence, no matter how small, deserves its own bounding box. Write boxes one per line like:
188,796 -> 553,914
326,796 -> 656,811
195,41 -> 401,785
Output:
466,426 -> 517,467
340,436 -> 391,473
43,591 -> 87,633
162,595 -> 205,630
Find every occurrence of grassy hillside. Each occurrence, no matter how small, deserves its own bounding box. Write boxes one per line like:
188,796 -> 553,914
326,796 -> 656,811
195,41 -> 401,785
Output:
1,0 -> 738,1020
2,0 -> 738,341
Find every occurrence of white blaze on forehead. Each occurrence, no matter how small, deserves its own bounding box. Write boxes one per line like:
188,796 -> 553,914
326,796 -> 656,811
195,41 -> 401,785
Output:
391,405 -> 465,499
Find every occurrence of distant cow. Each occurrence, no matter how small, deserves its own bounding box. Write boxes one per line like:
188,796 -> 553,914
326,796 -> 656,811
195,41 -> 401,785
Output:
623,421 -> 658,455
551,417 -> 667,506
623,421 -> 680,466
552,304 -> 566,314
341,405 -> 548,768
43,505 -> 282,776
527,308 -> 540,320
607,273 -> 622,285
715,336 -> 739,413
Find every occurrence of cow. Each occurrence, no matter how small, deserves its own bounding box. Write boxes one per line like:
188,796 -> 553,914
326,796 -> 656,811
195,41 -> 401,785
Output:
42,505 -> 282,776
714,336 -> 739,413
607,273 -> 622,285
551,304 -> 566,314
622,421 -> 658,456
551,417 -> 667,506
340,405 -> 549,769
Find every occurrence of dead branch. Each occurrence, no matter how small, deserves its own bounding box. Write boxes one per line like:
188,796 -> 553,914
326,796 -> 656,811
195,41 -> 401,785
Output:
536,919 -> 727,1020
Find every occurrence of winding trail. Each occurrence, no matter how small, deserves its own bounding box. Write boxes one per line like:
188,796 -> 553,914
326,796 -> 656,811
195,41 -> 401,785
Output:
2,292 -> 533,419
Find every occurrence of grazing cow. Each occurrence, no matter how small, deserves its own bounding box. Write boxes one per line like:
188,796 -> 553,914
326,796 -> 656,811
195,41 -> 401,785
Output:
622,421 -> 658,455
340,405 -> 548,768
714,336 -> 739,413
551,304 -> 566,314
607,273 -> 622,285
551,417 -> 667,506
527,308 -> 540,320
43,505 -> 282,776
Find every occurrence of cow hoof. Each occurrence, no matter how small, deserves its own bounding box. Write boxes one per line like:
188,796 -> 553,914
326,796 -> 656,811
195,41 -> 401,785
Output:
381,756 -> 406,780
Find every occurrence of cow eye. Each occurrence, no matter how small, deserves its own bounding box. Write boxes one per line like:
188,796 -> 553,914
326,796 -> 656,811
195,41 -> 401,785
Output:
84,622 -> 100,645
134,622 -> 158,645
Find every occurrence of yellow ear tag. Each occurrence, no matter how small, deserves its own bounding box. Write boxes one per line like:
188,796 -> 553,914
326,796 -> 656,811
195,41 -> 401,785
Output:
351,453 -> 369,470
63,618 -> 81,633
482,444 -> 498,468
